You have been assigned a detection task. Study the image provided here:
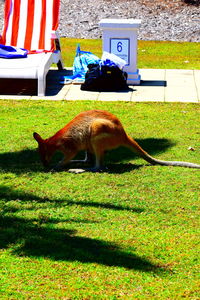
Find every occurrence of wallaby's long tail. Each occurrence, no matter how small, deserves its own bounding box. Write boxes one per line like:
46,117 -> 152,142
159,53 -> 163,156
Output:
145,157 -> 200,168
126,136 -> 200,169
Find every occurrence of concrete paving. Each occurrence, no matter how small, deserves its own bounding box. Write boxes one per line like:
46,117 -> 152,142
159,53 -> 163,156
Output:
0,68 -> 199,103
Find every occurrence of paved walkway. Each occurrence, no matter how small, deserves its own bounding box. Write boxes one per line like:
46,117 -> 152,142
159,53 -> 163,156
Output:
0,68 -> 199,102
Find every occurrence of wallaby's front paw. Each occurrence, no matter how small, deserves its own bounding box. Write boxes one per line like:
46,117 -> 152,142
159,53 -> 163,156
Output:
68,168 -> 86,174
68,167 -> 106,173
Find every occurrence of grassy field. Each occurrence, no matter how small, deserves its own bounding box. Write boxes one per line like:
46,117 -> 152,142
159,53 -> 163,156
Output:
60,38 -> 200,70
0,100 -> 199,299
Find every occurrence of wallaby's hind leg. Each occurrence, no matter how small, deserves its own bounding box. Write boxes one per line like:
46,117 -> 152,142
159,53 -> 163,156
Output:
91,145 -> 105,172
88,119 -> 125,172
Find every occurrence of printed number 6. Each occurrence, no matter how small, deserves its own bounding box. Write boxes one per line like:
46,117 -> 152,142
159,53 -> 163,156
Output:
117,42 -> 123,52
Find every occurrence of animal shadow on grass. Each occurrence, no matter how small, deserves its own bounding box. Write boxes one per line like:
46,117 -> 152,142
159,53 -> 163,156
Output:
0,148 -> 40,174
106,138 -> 175,173
0,138 -> 175,174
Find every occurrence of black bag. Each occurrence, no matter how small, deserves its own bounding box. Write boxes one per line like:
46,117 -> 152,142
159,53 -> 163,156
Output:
81,64 -> 128,92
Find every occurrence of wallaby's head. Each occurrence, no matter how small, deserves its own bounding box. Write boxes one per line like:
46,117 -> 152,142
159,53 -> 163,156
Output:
33,132 -> 53,168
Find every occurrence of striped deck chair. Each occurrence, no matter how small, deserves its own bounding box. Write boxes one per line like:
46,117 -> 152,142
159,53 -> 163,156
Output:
0,0 -> 64,96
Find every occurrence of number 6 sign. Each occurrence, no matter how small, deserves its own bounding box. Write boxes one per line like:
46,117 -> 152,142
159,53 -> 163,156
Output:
100,19 -> 141,85
110,38 -> 130,65
117,41 -> 123,52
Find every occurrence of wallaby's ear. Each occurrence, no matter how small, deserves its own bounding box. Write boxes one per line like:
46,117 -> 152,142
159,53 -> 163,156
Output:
33,132 -> 43,143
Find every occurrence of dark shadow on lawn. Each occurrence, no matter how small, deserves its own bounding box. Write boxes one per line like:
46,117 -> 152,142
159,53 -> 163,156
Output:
66,199 -> 144,213
0,214 -> 163,273
0,185 -> 144,213
0,186 -> 164,273
0,138 -> 175,174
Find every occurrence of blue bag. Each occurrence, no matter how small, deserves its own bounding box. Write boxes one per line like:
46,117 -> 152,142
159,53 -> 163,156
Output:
73,45 -> 100,79
60,45 -> 100,84
0,44 -> 28,59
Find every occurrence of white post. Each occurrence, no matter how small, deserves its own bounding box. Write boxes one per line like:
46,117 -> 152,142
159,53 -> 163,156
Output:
99,19 -> 141,85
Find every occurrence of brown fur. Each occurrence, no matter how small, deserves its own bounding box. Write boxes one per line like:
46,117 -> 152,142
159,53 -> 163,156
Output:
33,109 -> 200,171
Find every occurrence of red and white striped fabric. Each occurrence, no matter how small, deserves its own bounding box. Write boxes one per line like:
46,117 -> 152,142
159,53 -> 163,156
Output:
0,0 -> 60,53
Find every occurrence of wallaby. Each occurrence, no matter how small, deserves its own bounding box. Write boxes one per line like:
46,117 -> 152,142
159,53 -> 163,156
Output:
33,109 -> 200,172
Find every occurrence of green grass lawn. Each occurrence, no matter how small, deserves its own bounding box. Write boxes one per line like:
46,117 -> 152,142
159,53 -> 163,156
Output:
61,38 -> 200,69
0,100 -> 199,299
